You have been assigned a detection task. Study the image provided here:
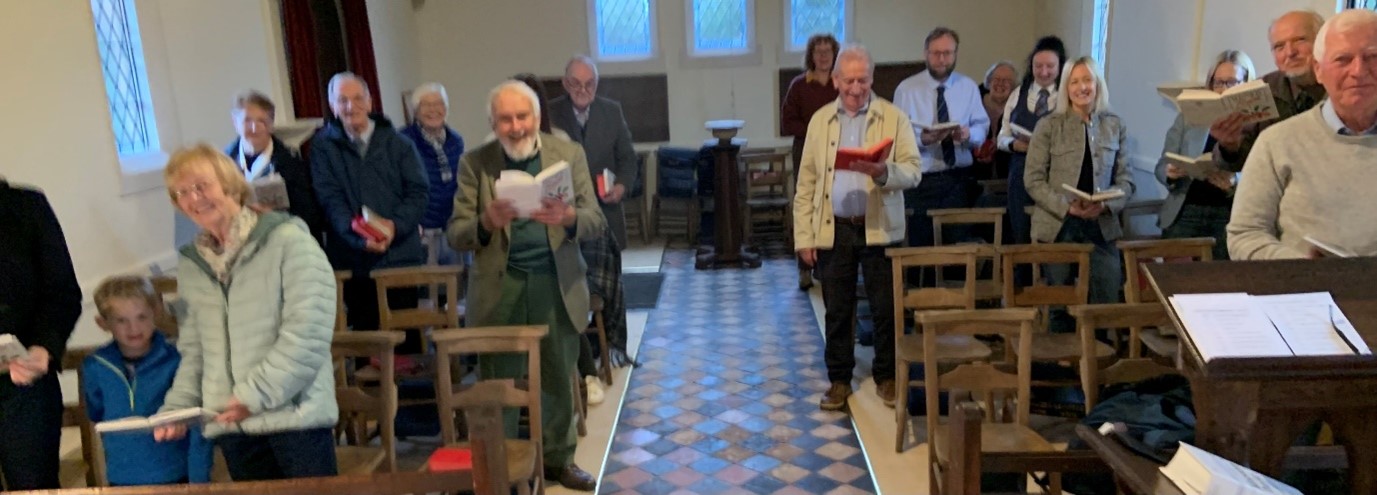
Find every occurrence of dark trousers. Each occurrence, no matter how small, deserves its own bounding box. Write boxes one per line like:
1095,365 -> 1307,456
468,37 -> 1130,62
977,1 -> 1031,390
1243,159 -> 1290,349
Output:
1162,204 -> 1231,261
818,222 -> 897,384
1044,218 -> 1124,332
216,427 -> 338,481
343,276 -> 423,353
1007,156 -> 1033,245
904,168 -> 975,248
0,373 -> 63,490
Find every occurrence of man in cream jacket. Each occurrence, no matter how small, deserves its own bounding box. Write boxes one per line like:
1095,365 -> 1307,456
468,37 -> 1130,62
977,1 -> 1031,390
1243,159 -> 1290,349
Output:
794,44 -> 922,411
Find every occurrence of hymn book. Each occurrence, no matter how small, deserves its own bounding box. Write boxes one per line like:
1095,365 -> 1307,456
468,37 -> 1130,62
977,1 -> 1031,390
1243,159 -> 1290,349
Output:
1163,152 -> 1223,180
495,160 -> 573,217
250,174 -> 290,211
1161,442 -> 1301,495
834,138 -> 894,172
918,122 -> 961,133
351,205 -> 393,243
95,407 -> 217,434
1008,123 -> 1034,139
1167,292 -> 1370,362
0,334 -> 27,367
1173,79 -> 1279,127
596,168 -> 615,199
1060,184 -> 1125,203
1304,235 -> 1357,258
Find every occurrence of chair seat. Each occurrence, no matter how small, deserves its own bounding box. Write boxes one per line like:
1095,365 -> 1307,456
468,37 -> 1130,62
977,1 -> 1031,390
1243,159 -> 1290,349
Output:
1013,333 -> 1116,362
746,197 -> 790,208
427,439 -> 538,484
1139,327 -> 1180,358
355,354 -> 437,382
336,445 -> 386,475
933,422 -> 1057,462
897,334 -> 993,363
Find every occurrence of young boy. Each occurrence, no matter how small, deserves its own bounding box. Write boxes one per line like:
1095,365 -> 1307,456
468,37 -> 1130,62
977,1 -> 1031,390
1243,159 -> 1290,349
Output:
83,275 -> 212,486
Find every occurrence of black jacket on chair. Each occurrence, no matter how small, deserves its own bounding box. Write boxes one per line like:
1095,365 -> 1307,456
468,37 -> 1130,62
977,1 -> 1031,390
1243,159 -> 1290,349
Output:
0,180 -> 82,372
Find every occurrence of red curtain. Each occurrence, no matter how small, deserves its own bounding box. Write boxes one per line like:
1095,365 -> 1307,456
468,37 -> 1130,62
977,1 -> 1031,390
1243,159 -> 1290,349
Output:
281,0 -> 323,119
339,0 -> 383,114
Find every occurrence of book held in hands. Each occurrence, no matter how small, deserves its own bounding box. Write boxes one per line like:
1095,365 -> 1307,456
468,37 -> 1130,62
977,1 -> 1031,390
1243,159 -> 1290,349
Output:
1304,235 -> 1356,258
351,205 -> 393,243
1008,123 -> 1034,139
250,174 -> 290,211
1060,184 -> 1125,203
1173,79 -> 1280,127
1161,441 -> 1301,495
834,138 -> 893,172
918,121 -> 961,133
495,160 -> 573,217
596,168 -> 615,199
1163,152 -> 1222,180
0,334 -> 27,367
95,407 -> 218,434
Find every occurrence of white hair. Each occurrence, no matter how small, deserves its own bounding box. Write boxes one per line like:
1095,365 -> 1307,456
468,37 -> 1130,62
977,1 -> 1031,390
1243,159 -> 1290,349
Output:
409,82 -> 449,116
1271,10 -> 1326,42
327,72 -> 371,100
1054,56 -> 1112,114
1315,9 -> 1377,61
831,43 -> 874,77
487,80 -> 542,122
565,54 -> 599,80
983,60 -> 1018,86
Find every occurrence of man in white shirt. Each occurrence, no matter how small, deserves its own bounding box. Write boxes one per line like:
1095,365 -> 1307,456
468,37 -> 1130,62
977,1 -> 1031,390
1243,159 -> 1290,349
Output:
893,27 -> 989,250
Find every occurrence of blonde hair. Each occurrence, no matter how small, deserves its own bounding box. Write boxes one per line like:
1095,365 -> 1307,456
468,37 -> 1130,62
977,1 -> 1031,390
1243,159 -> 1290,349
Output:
1206,50 -> 1257,88
1054,56 -> 1111,115
163,143 -> 251,206
94,275 -> 159,320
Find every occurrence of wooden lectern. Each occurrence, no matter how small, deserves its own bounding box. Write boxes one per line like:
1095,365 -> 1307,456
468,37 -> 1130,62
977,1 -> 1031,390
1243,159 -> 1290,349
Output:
1146,258 -> 1377,492
696,122 -> 761,270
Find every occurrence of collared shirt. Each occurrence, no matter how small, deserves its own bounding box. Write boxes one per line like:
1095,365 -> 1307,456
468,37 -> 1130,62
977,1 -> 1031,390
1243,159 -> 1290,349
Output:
832,97 -> 871,218
998,82 -> 1058,151
1320,100 -> 1377,136
574,105 -> 590,128
346,120 -> 377,156
236,138 -> 275,181
893,70 -> 989,173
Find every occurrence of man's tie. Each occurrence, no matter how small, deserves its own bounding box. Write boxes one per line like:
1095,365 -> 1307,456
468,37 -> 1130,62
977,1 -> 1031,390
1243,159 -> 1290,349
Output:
353,138 -> 366,157
1034,88 -> 1051,117
937,85 -> 956,168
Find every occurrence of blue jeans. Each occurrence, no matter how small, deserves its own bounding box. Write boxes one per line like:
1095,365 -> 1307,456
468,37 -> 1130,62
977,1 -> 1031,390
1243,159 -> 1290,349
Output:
1044,218 -> 1123,332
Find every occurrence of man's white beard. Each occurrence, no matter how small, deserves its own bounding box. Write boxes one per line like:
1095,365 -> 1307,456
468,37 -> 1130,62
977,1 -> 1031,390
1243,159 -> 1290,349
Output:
501,134 -> 538,161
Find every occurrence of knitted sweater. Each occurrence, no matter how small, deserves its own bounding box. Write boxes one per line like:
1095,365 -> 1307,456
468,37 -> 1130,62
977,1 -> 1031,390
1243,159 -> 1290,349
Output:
1227,105 -> 1377,259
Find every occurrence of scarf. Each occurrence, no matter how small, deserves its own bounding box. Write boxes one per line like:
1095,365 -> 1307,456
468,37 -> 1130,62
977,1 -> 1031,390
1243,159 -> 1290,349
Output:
194,207 -> 258,285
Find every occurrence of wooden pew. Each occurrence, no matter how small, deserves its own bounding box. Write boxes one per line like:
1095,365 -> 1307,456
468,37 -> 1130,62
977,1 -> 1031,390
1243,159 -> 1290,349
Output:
3,471 -> 474,495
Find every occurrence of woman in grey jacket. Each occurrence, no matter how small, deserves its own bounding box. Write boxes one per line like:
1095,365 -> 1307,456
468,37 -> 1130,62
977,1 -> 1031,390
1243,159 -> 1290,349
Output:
1024,56 -> 1135,306
154,144 -> 338,481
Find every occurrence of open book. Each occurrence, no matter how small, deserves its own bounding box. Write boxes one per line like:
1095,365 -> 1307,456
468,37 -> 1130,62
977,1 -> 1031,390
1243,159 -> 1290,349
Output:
596,168 -> 616,199
1167,292 -> 1371,362
834,137 -> 893,172
95,407 -> 217,434
1157,81 -> 1203,101
1174,79 -> 1279,127
350,205 -> 393,243
918,122 -> 961,133
495,160 -> 573,217
1161,442 -> 1301,495
1061,184 -> 1125,203
1305,235 -> 1356,258
1008,123 -> 1034,139
1163,152 -> 1221,180
250,174 -> 290,211
0,334 -> 27,367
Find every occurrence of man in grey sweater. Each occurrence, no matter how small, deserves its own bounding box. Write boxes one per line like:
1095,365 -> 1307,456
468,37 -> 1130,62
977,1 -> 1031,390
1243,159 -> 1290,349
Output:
1229,9 -> 1377,260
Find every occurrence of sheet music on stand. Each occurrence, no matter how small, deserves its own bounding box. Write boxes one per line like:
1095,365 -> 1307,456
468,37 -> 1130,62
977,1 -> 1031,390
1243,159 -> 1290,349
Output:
1168,291 -> 1371,361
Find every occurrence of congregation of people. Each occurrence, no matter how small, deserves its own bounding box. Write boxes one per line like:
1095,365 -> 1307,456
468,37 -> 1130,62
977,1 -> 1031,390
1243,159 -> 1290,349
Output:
2,5 -> 1376,492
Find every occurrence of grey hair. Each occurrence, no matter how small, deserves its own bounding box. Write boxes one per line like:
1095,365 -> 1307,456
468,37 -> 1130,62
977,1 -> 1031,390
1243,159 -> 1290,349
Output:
1271,9 -> 1326,42
409,82 -> 449,116
831,43 -> 874,77
487,80 -> 542,122
327,72 -> 371,100
983,60 -> 1018,86
565,54 -> 599,80
1054,56 -> 1111,114
1206,49 -> 1257,87
1315,9 -> 1377,61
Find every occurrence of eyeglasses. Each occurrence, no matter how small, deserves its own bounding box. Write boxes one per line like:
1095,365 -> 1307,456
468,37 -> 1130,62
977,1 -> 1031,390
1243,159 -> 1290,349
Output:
565,79 -> 597,93
1211,79 -> 1243,90
172,181 -> 216,202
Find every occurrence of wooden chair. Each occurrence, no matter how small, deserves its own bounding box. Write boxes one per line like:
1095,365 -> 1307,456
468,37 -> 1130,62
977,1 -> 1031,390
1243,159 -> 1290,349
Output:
740,150 -> 792,248
928,207 -> 1004,301
1117,237 -> 1214,358
1000,243 -> 1115,365
920,308 -> 1062,495
331,332 -> 404,474
364,265 -> 463,403
1118,200 -> 1165,241
333,271 -> 352,333
2,471 -> 487,495
58,346 -> 106,488
1067,303 -> 1179,414
623,151 -> 652,244
149,275 -> 180,340
586,295 -> 612,385
431,326 -> 549,495
887,245 -> 997,452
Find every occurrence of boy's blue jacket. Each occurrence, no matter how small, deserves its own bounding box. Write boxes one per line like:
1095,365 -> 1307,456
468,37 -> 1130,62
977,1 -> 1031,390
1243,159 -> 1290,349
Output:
81,331 -> 213,485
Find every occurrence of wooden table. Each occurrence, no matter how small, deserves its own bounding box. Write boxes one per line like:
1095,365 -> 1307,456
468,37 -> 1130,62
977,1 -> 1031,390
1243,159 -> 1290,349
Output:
1073,425 -> 1183,495
1146,258 -> 1377,492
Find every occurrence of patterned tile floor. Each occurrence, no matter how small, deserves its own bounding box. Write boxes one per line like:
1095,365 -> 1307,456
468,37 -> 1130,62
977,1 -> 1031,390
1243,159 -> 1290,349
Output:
599,251 -> 876,494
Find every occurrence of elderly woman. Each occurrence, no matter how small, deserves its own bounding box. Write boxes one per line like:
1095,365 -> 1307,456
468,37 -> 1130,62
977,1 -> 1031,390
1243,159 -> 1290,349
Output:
153,144 -> 338,481
1024,56 -> 1134,306
225,90 -> 326,244
782,33 -> 841,169
974,61 -> 1017,179
1156,50 -> 1256,260
399,83 -> 465,266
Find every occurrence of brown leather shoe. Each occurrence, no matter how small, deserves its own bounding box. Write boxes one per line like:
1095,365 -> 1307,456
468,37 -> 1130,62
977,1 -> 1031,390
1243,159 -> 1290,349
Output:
820,381 -> 852,411
544,463 -> 597,491
876,379 -> 896,408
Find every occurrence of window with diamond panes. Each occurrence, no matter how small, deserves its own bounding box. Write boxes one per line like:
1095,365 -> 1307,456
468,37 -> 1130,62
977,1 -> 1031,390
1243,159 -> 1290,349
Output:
787,0 -> 845,52
91,0 -> 159,156
689,0 -> 754,57
1090,0 -> 1111,68
591,0 -> 656,61
1351,0 -> 1377,9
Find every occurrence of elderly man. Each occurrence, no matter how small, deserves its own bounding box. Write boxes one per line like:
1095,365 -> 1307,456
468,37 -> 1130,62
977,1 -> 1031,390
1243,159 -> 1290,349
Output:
399,83 -> 466,266
225,90 -> 326,243
310,72 -> 429,335
549,55 -> 638,249
1229,9 -> 1377,260
448,81 -> 604,491
894,27 -> 990,250
794,44 -> 922,410
1214,10 -> 1328,170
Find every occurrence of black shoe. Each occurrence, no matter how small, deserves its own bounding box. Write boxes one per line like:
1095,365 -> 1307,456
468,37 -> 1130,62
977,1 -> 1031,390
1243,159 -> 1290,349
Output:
544,463 -> 597,491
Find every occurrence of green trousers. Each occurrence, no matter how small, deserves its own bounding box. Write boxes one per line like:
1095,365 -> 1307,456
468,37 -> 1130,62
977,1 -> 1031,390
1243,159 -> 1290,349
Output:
481,267 -> 579,468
